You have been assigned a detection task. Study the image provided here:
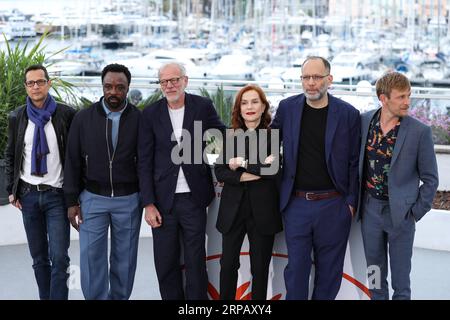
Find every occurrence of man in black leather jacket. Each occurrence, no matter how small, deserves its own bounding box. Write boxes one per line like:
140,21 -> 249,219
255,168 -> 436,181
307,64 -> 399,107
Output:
5,64 -> 76,300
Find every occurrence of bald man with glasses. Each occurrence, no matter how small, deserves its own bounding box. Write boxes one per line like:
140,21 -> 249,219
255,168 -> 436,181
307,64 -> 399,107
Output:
271,56 -> 361,300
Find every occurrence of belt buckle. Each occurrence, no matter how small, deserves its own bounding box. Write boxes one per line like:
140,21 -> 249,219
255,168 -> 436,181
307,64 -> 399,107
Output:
305,192 -> 314,200
36,184 -> 49,192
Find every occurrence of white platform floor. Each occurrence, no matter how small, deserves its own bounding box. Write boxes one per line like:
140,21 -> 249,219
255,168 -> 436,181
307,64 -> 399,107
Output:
1,237 -> 449,300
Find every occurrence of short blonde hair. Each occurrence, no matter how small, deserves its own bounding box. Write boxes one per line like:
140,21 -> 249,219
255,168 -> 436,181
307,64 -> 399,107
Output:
375,71 -> 410,99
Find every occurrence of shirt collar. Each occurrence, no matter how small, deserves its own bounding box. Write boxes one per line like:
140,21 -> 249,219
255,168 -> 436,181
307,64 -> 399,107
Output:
371,109 -> 402,136
101,97 -> 128,116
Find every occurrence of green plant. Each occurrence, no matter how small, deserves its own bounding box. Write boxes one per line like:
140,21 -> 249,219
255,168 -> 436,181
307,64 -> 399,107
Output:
204,133 -> 223,155
136,89 -> 163,110
65,88 -> 163,111
199,85 -> 233,127
0,33 -> 78,157
199,85 -> 233,154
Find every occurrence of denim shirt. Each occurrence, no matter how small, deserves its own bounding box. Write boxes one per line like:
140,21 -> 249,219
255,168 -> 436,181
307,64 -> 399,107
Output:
102,98 -> 128,150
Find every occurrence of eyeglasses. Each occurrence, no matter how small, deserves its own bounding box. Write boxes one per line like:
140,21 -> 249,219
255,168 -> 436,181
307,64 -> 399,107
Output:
300,74 -> 329,82
25,79 -> 48,87
158,77 -> 183,87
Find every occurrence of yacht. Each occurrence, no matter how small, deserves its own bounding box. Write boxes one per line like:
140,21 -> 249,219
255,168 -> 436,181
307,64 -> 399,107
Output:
8,14 -> 36,38
210,53 -> 255,80
331,52 -> 377,84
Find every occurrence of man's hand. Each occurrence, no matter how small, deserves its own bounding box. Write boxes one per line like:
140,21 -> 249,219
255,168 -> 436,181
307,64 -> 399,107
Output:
68,206 -> 83,231
228,157 -> 244,171
8,194 -> 22,210
145,204 -> 162,228
348,205 -> 355,217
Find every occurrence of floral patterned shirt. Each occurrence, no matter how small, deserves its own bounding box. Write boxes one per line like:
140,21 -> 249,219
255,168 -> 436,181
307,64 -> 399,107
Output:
364,110 -> 401,200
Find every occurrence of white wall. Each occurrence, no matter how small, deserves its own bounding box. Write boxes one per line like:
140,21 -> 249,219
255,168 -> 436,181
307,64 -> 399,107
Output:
414,209 -> 450,252
0,204 -> 152,246
1,202 -> 449,252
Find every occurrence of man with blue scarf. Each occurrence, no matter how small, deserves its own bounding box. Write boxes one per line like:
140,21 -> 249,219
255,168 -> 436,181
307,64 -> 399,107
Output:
5,64 -> 76,300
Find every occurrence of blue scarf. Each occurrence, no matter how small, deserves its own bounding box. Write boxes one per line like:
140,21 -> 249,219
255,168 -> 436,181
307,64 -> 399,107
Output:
26,95 -> 57,176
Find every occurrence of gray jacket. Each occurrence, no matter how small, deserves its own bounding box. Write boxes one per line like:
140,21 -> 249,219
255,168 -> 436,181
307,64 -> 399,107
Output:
357,108 -> 439,227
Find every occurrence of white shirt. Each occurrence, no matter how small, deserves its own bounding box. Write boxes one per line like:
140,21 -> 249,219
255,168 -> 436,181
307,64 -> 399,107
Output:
21,119 -> 63,188
168,106 -> 191,193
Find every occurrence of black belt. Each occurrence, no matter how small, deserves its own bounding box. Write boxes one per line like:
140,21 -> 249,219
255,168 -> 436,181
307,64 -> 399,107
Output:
294,190 -> 340,201
19,180 -> 62,193
85,180 -> 138,197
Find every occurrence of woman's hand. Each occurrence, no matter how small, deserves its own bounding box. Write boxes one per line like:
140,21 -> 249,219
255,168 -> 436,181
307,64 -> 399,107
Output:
264,154 -> 275,164
229,157 -> 244,171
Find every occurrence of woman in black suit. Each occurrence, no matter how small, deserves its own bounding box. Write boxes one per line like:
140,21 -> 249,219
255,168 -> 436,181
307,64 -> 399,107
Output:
214,85 -> 282,300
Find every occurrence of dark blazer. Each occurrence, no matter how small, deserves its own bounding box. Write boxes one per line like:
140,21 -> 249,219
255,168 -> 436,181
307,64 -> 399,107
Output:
214,129 -> 282,235
138,93 -> 226,214
357,108 -> 439,227
271,93 -> 361,212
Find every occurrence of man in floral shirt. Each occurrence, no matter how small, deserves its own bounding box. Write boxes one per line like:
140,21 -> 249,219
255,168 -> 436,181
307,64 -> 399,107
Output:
357,71 -> 439,300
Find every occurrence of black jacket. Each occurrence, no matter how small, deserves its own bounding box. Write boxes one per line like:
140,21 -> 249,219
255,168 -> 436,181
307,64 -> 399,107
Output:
214,129 -> 282,235
138,93 -> 225,214
64,101 -> 141,207
4,101 -> 76,199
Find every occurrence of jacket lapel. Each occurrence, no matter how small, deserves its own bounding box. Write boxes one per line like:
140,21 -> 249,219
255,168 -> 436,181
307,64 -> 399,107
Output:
182,93 -> 195,135
359,108 -> 379,173
291,95 -> 304,164
158,99 -> 178,147
361,108 -> 379,148
325,94 -> 339,161
390,115 -> 410,167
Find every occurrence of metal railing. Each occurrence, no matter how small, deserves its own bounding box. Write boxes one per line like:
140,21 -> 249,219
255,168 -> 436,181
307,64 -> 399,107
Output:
60,76 -> 450,101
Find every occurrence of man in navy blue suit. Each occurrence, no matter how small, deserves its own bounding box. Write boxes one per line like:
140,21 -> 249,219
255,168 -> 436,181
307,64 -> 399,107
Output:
271,56 -> 360,300
138,62 -> 225,300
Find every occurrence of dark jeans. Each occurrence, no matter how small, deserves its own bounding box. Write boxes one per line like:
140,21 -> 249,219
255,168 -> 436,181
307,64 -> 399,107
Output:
20,189 -> 70,300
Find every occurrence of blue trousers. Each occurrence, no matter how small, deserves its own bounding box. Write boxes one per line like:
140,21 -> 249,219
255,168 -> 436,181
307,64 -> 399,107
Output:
79,190 -> 141,300
20,189 -> 70,300
283,194 -> 351,300
361,193 -> 415,300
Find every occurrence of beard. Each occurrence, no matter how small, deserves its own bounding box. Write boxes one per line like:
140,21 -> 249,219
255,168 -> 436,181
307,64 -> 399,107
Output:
106,96 -> 125,110
304,83 -> 328,101
163,90 -> 183,104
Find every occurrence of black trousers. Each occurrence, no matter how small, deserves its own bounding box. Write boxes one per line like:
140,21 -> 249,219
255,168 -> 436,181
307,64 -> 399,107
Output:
219,195 -> 275,300
152,193 -> 208,300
